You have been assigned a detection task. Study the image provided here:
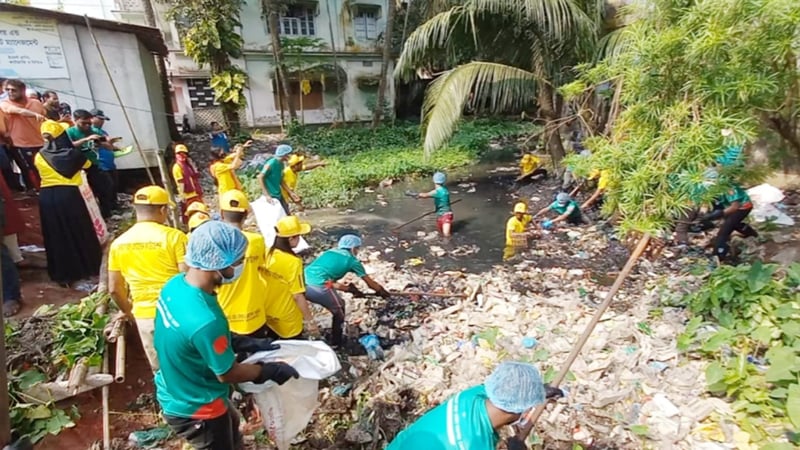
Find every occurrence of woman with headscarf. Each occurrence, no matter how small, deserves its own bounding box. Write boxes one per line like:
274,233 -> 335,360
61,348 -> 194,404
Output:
35,120 -> 101,286
171,143 -> 204,222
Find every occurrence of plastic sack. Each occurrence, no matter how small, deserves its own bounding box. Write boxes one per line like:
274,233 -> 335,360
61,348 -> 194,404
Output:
239,340 -> 341,450
250,195 -> 309,252
747,184 -> 794,226
79,172 -> 109,244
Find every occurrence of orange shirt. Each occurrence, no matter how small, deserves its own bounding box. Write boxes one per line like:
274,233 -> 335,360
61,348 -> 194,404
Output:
0,99 -> 45,148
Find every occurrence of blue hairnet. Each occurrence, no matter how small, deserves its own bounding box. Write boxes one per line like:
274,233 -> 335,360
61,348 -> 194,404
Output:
338,234 -> 362,249
275,144 -> 293,157
484,362 -> 545,413
185,221 -> 248,271
556,192 -> 571,205
433,172 -> 446,184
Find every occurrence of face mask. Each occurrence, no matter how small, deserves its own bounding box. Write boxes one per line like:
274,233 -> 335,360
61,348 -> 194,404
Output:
219,262 -> 244,285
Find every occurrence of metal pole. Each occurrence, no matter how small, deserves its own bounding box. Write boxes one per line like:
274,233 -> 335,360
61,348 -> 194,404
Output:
83,15 -> 181,227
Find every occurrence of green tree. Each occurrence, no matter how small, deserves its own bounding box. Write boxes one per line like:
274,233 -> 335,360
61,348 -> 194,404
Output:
166,0 -> 247,131
562,0 -> 800,236
395,0 -> 605,161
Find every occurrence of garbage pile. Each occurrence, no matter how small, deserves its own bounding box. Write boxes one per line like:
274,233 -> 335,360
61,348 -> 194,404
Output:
305,249 -> 749,449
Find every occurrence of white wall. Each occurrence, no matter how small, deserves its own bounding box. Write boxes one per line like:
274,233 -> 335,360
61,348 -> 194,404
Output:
23,18 -> 169,169
30,0 -> 116,20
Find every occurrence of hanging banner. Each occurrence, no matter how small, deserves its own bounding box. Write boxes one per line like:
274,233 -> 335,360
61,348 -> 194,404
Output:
0,12 -> 69,79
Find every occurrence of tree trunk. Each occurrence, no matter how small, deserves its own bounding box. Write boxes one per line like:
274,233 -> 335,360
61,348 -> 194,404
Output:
538,85 -> 565,164
265,0 -> 297,120
371,0 -> 396,128
324,0 -> 346,122
142,0 -> 181,140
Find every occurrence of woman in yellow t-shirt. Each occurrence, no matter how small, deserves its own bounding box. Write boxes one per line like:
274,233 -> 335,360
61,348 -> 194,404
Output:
35,120 -> 101,286
517,153 -> 547,182
263,216 -> 319,339
281,154 -> 327,211
210,141 -> 251,199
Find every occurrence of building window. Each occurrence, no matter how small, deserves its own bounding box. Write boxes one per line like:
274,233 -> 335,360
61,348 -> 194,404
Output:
354,8 -> 378,41
281,6 -> 316,36
273,79 -> 324,111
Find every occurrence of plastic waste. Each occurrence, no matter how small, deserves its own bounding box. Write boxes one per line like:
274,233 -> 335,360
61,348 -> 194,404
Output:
359,334 -> 385,360
541,219 -> 553,230
239,340 -> 341,450
128,425 -> 172,448
250,195 -> 310,251
522,337 -> 538,348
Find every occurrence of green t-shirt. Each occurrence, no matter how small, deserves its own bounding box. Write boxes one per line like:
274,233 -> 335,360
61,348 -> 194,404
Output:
721,185 -> 751,209
304,248 -> 367,287
260,157 -> 285,199
386,385 -> 499,450
66,126 -> 104,165
431,185 -> 451,216
154,274 -> 236,419
549,200 -> 582,221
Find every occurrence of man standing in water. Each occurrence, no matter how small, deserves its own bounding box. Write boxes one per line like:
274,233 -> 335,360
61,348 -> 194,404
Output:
405,171 -> 453,237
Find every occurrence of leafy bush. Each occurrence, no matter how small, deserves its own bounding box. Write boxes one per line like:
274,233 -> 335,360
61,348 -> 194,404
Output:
243,119 -> 535,207
679,262 -> 800,444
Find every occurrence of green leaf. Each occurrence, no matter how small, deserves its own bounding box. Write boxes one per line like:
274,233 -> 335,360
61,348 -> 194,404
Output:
24,405 -> 52,420
751,325 -> 776,344
16,369 -> 46,390
543,367 -> 556,384
781,322 -> 800,341
747,261 -> 776,293
788,384 -> 800,430
765,347 -> 798,383
628,424 -> 649,436
701,329 -> 734,353
705,362 -> 725,385
760,442 -> 795,450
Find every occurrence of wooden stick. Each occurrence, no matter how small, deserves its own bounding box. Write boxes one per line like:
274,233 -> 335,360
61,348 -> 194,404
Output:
389,290 -> 468,298
114,334 -> 126,384
67,358 -> 89,395
391,199 -> 463,232
23,374 -> 115,404
512,233 -> 651,442
569,181 -> 584,198
102,351 -> 110,450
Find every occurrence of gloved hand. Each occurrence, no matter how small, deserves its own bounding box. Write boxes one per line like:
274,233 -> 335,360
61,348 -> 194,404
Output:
541,219 -> 554,230
376,288 -> 392,300
404,190 -> 419,199
544,384 -> 565,399
505,436 -> 528,450
254,361 -> 299,385
698,208 -> 724,223
231,336 -> 280,354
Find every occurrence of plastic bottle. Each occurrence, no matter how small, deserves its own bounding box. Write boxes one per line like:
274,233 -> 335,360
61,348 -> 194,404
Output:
359,334 -> 385,360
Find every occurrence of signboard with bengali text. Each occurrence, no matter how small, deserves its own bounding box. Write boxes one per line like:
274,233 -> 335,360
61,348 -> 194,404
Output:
0,12 -> 68,79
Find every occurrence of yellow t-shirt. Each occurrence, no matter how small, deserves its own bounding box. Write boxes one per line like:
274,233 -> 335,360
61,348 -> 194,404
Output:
172,163 -> 199,201
505,215 -> 531,246
589,169 -> 611,190
34,153 -> 91,187
108,221 -> 188,319
218,231 -> 268,335
281,165 -> 301,202
520,156 -> 541,176
211,155 -> 241,195
262,248 -> 305,338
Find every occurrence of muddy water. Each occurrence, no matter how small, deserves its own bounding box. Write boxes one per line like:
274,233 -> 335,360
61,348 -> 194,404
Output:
303,162 -> 607,272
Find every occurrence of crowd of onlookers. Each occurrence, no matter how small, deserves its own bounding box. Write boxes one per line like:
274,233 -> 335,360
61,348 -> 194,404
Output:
0,77 -> 126,316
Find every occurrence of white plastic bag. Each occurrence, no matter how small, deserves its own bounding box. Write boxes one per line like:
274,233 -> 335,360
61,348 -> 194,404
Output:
747,184 -> 795,225
239,340 -> 341,450
79,172 -> 109,244
250,195 -> 310,252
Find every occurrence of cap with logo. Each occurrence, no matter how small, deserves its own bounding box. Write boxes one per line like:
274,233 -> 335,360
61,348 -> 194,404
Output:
134,185 -> 173,206
220,189 -> 250,212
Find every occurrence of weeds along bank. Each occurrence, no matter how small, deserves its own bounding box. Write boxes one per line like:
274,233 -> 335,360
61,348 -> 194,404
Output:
240,120 -> 537,208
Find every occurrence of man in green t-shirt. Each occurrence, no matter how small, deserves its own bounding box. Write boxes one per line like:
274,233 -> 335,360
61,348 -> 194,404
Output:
66,109 -> 115,218
696,183 -> 758,262
387,362 -> 562,450
533,192 -> 584,229
155,221 -> 299,450
257,144 -> 299,214
304,234 -> 391,347
406,171 -> 454,237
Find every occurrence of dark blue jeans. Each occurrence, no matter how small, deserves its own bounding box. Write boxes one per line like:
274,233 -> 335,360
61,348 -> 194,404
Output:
2,244 -> 21,302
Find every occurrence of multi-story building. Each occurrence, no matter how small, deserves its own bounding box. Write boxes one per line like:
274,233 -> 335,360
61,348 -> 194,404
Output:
107,0 -> 394,129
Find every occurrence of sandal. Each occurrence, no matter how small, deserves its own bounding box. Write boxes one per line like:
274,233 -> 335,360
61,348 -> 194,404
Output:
4,300 -> 21,317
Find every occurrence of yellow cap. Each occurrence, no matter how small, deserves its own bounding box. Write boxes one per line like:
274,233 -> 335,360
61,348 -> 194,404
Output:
275,215 -> 311,238
220,189 -> 249,212
186,201 -> 210,217
287,154 -> 305,167
134,185 -> 172,206
513,202 -> 528,214
521,154 -> 532,162
188,212 -> 210,231
40,120 -> 69,138
174,144 -> 189,154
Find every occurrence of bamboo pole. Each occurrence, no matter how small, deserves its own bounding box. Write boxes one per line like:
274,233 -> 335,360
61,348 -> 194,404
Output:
101,351 -> 110,450
391,198 -> 463,232
511,233 -> 651,444
67,358 -> 89,395
82,16 -> 181,228
114,334 -> 126,384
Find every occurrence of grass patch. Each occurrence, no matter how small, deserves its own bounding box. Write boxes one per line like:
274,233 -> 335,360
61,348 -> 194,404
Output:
242,119 -> 536,208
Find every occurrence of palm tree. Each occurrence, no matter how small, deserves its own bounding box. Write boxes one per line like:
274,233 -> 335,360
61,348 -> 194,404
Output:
395,0 -> 604,162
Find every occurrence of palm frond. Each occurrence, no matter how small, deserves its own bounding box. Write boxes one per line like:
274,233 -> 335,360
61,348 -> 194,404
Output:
596,26 -> 633,63
471,0 -> 598,41
422,62 -> 538,156
394,6 -> 470,81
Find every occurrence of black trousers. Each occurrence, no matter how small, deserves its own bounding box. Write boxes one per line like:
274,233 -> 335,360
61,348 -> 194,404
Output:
714,208 -> 757,260
305,285 -> 346,346
9,146 -> 40,190
164,409 -> 243,450
85,166 -> 114,219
